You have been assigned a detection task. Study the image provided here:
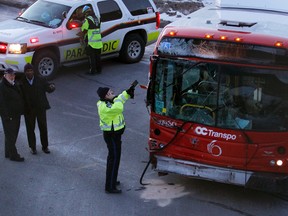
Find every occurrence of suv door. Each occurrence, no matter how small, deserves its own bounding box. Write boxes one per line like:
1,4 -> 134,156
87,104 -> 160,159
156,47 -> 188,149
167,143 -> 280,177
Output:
96,0 -> 125,55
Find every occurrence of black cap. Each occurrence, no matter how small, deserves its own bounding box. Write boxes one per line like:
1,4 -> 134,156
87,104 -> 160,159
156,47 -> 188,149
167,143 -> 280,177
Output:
4,68 -> 15,74
24,63 -> 34,72
97,87 -> 110,99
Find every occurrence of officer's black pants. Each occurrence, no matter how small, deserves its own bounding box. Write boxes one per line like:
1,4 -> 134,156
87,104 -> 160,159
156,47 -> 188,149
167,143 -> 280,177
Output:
87,45 -> 102,73
103,128 -> 124,190
1,115 -> 21,159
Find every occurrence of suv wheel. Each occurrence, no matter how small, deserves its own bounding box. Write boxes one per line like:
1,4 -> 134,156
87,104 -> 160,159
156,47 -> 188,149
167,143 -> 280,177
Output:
33,50 -> 59,80
120,34 -> 145,63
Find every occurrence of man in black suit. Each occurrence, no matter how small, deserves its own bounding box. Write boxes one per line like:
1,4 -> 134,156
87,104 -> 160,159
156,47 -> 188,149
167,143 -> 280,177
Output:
21,63 -> 55,154
0,68 -> 25,161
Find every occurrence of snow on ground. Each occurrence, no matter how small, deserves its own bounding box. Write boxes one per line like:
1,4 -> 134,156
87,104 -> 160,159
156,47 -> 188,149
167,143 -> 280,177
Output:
160,0 -> 215,22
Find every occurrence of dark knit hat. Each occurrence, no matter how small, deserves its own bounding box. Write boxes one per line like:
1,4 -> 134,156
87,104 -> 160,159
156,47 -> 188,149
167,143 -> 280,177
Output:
97,87 -> 110,99
4,68 -> 15,74
24,63 -> 34,72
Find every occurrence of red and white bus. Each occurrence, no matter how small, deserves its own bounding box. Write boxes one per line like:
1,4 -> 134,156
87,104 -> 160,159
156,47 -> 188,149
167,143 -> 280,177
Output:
146,0 -> 288,194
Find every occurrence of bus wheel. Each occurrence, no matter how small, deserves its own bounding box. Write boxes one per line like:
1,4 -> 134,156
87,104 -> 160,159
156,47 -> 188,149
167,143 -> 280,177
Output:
33,50 -> 59,80
120,34 -> 145,63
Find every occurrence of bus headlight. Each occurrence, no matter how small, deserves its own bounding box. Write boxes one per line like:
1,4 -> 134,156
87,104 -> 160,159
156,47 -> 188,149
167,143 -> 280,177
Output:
270,160 -> 284,167
8,43 -> 27,54
276,160 -> 283,166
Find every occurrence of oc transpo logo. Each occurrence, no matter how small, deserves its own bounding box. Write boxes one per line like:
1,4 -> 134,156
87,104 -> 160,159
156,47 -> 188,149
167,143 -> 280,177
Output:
194,126 -> 237,141
207,140 -> 222,157
195,126 -> 208,135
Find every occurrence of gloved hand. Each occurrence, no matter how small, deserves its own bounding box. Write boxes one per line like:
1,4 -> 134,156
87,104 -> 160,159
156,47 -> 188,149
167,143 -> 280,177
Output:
126,86 -> 135,99
49,83 -> 56,91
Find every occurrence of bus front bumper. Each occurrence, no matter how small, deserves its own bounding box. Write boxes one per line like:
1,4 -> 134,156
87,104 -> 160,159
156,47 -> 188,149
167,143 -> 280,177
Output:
154,155 -> 288,194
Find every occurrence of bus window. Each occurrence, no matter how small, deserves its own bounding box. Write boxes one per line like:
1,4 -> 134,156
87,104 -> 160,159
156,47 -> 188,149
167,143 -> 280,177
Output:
153,59 -> 218,125
220,66 -> 288,131
152,58 -> 288,131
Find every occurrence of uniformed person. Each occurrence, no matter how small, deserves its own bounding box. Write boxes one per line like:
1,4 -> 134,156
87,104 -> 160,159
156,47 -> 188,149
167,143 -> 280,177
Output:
96,85 -> 135,193
81,5 -> 103,75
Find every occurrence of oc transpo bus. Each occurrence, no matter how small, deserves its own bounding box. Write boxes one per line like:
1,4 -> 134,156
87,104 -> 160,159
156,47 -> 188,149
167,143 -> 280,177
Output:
145,0 -> 288,194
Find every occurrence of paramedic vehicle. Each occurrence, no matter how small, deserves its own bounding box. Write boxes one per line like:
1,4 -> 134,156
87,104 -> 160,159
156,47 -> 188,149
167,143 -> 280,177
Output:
146,0 -> 288,194
0,0 -> 160,79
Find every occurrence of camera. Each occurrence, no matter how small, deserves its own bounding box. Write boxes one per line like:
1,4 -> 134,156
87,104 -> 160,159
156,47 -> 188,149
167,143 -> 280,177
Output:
131,80 -> 138,88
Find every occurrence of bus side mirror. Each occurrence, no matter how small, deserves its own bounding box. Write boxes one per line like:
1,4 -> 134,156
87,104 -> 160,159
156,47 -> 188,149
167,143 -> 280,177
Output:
146,55 -> 158,107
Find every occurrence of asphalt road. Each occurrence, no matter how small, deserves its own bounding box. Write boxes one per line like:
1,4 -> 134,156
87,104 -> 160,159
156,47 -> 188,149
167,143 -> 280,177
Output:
1,3 -> 288,216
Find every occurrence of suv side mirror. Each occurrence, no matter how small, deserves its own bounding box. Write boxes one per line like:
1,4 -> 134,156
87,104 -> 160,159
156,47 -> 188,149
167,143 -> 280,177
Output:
62,11 -> 67,19
19,8 -> 26,16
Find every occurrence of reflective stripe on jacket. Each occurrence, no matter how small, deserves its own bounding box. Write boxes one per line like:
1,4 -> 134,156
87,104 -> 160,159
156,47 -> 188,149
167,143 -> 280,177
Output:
81,15 -> 103,49
97,91 -> 130,131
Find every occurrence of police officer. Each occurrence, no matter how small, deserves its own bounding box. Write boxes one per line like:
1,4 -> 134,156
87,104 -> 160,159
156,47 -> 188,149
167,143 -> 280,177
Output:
0,68 -> 25,161
96,85 -> 135,193
81,5 -> 103,75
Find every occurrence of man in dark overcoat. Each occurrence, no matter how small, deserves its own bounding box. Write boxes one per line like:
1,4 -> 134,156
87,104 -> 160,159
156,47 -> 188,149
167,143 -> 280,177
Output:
0,68 -> 25,161
21,63 -> 55,154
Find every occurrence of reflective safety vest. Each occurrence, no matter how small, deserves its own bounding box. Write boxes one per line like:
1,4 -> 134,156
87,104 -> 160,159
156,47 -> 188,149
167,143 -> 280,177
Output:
81,15 -> 103,49
97,91 -> 130,131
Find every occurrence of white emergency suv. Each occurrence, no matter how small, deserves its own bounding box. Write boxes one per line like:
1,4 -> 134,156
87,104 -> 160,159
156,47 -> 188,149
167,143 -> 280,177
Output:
0,0 -> 160,79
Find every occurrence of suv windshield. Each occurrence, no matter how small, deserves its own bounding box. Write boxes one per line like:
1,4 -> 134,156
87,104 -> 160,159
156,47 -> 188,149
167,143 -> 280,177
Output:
152,58 -> 288,132
19,0 -> 71,28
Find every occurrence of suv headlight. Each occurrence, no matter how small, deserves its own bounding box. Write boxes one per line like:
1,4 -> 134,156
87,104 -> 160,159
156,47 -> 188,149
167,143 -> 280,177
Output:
8,43 -> 27,54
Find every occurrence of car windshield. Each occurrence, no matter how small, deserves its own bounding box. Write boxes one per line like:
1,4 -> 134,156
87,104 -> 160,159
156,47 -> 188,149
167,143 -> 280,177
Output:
152,58 -> 288,132
18,0 -> 71,28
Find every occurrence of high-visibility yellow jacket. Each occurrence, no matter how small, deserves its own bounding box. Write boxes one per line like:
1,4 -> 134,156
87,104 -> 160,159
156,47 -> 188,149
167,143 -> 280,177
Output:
81,15 -> 103,49
97,91 -> 130,131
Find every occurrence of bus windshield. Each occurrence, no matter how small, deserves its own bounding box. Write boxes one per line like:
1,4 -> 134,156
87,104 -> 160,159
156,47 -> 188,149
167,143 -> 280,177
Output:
152,58 -> 288,131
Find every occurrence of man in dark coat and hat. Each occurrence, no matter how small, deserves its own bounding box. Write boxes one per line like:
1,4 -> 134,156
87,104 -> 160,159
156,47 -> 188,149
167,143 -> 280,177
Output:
0,68 -> 25,161
21,63 -> 55,155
